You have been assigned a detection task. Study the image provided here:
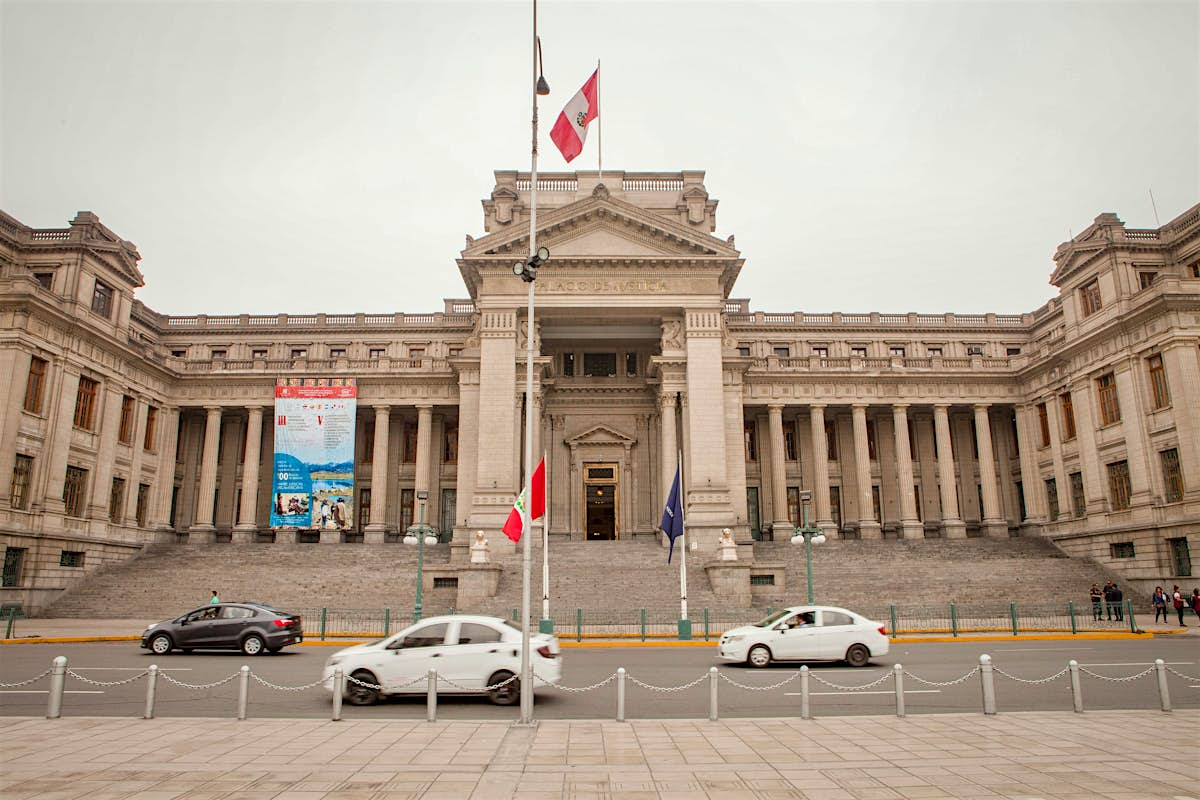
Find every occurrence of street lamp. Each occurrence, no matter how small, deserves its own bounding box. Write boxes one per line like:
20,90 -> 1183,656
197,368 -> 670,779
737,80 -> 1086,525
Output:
404,490 -> 435,622
790,490 -> 826,604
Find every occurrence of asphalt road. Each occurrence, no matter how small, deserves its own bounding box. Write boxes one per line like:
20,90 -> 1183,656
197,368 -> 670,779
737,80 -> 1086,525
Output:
1,638 -> 1196,720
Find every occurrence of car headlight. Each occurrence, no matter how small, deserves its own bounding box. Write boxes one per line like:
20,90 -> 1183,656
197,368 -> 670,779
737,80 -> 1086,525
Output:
145,625 -> 155,631
722,634 -> 745,644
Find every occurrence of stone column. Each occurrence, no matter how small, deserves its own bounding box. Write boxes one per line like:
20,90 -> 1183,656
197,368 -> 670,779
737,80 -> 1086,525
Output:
364,404 -> 391,543
1115,363 -> 1153,505
152,406 -> 180,543
1070,379 -> 1106,515
808,404 -> 834,535
974,404 -> 1006,537
933,404 -> 966,537
892,404 -> 922,539
88,388 -> 124,519
659,391 -> 678,502
42,368 -> 80,516
681,308 -> 734,541
1014,404 -> 1046,526
1161,343 -> 1200,498
189,406 -> 222,543
767,404 -> 791,534
233,406 -> 263,542
123,399 -> 148,527
851,404 -> 880,538
0,350 -> 29,508
410,403 -> 434,542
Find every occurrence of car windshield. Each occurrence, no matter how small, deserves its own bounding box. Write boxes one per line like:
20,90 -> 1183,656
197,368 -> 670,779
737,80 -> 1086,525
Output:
753,609 -> 794,627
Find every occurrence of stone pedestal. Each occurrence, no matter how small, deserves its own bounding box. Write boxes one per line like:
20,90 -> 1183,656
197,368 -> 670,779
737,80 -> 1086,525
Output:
275,529 -> 298,545
319,529 -> 341,544
704,562 -> 752,607
982,521 -> 1010,538
363,527 -> 387,544
717,528 -> 738,561
898,521 -> 925,540
231,526 -> 256,544
941,520 -> 968,539
187,526 -> 216,544
470,531 -> 491,563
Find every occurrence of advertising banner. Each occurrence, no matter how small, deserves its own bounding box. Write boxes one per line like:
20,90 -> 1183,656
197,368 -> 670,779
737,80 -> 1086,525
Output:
269,378 -> 356,529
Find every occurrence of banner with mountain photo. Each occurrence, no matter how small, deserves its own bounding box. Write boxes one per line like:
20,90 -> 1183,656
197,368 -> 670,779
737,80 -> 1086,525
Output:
269,378 -> 357,530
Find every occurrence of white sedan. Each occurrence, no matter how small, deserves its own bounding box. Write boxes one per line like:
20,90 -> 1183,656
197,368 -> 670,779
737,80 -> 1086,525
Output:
717,606 -> 889,668
321,614 -> 562,706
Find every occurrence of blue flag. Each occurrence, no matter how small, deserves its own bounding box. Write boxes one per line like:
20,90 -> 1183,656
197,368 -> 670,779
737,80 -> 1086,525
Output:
660,463 -> 684,563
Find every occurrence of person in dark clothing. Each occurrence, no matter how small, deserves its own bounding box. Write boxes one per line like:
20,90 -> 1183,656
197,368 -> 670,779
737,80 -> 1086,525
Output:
1110,583 -> 1123,621
1152,587 -> 1169,623
1172,586 -> 1188,626
1102,582 -> 1115,620
1090,583 -> 1104,621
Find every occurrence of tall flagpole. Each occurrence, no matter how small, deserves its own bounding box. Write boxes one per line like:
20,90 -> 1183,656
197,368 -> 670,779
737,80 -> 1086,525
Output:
678,449 -> 688,625
519,0 -> 540,726
540,448 -> 550,630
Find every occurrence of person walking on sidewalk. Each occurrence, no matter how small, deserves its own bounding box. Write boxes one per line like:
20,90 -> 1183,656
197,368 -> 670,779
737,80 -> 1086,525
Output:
1172,585 -> 1187,626
1090,583 -> 1104,621
1192,588 -> 1200,622
1152,587 -> 1169,623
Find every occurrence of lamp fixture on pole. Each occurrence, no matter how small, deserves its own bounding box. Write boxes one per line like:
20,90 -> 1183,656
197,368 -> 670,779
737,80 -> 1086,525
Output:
790,490 -> 826,604
406,490 -> 433,622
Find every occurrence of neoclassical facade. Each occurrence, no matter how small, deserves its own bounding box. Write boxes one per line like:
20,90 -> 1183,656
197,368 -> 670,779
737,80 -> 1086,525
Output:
1,171 -> 1197,611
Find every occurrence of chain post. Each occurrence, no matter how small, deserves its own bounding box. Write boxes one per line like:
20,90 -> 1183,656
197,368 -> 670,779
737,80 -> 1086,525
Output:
320,607 -> 327,641
704,608 -> 710,641
640,608 -> 646,642
1126,599 -> 1135,633
46,656 -> 67,719
979,654 -> 996,715
1068,660 -> 1082,712
576,608 -> 582,643
384,608 -> 390,636
708,667 -> 718,721
237,665 -> 250,720
893,664 -> 905,717
800,665 -> 810,720
889,605 -> 897,636
427,669 -> 438,722
950,603 -> 958,637
1155,659 -> 1171,712
616,667 -> 626,722
144,664 -> 159,719
1068,601 -> 1077,635
1010,601 -> 1018,636
331,668 -> 344,721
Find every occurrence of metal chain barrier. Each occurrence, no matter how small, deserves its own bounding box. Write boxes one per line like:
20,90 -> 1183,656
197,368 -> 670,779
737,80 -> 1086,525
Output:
810,671 -> 894,691
1078,665 -> 1156,681
250,674 -> 327,692
992,666 -> 1069,684
627,673 -> 710,693
66,669 -> 148,687
159,672 -> 241,690
437,673 -> 519,692
1164,665 -> 1200,681
0,667 -> 53,688
718,670 -> 802,691
534,672 -> 617,693
905,667 -> 980,687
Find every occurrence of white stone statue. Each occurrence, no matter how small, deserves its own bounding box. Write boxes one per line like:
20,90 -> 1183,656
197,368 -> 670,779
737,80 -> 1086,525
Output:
718,528 -> 738,561
470,530 -> 490,564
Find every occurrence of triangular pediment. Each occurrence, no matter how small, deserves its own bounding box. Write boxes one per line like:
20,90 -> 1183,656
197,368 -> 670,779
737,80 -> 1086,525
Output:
564,424 -> 636,448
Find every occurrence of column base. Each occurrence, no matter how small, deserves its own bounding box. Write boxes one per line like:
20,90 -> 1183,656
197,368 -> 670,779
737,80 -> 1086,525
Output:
363,526 -> 387,544
319,529 -> 341,544
231,526 -> 256,544
941,519 -> 967,539
981,520 -> 1009,538
898,520 -> 925,540
817,520 -> 838,539
153,526 -> 178,545
275,529 -> 298,544
187,525 -> 216,544
858,521 -> 882,540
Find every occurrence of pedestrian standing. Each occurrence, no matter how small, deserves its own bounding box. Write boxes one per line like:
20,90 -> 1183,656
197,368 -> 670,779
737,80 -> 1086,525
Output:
1192,589 -> 1200,622
1152,587 -> 1169,623
1172,585 -> 1187,626
1090,583 -> 1104,621
1111,582 -> 1124,621
1103,581 -> 1115,620
209,590 -> 220,605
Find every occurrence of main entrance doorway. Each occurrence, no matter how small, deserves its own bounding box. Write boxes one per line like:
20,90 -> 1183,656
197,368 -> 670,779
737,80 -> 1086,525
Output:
584,464 -> 618,540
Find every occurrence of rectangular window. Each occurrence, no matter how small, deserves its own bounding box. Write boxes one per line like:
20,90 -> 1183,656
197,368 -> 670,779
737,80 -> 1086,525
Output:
744,422 -> 758,461
866,419 -> 877,460
2,547 -> 26,587
408,347 -> 425,361
736,345 -> 751,357
358,488 -> 371,527
1060,392 -> 1076,440
1037,403 -> 1050,447
1045,478 -> 1059,521
64,466 -> 88,517
136,483 -> 150,527
91,279 -> 114,317
400,488 -> 415,533
361,420 -> 375,462
440,488 -> 456,537
402,423 -> 417,463
10,454 -> 33,510
782,421 -> 796,461
927,347 -> 943,357
34,272 -> 54,290
966,345 -> 984,356
829,486 -> 842,532
1191,262 -> 1200,279
369,347 -> 385,359
109,477 -> 125,523
787,486 -> 800,526
74,376 -> 99,430
290,348 -> 307,359
1107,460 -> 1132,511
1147,354 -> 1169,409
850,346 -> 867,358
24,356 -> 47,414
211,349 -> 227,360
562,352 -> 575,376
1168,537 -> 1192,577
1006,347 -> 1022,356
1137,271 -> 1157,290
1161,448 -> 1183,503
812,346 -> 828,358
1069,472 -> 1085,518
1110,542 -> 1135,559
170,349 -> 186,358
444,424 -> 458,463
59,550 -> 85,568
746,487 -> 760,539
825,420 -> 838,460
871,485 -> 881,522
1097,373 -> 1121,425
144,406 -> 158,450
252,348 -> 268,359
888,346 -> 906,358
329,347 -> 346,358
1079,278 -> 1102,316
583,352 -> 616,377
118,396 -> 136,444
773,346 -> 790,358
625,352 -> 638,376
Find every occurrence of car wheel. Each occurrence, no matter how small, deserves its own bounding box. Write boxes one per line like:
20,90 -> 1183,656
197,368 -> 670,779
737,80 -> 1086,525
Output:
487,670 -> 520,705
241,634 -> 266,656
148,633 -> 173,656
346,670 -> 380,706
747,644 -> 771,668
845,644 -> 870,667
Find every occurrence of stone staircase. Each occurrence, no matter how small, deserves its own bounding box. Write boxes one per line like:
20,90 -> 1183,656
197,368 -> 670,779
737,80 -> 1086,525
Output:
42,534 -> 1132,620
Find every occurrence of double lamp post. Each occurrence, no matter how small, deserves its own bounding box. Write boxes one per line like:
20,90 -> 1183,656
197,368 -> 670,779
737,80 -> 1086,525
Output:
790,490 -> 826,604
404,490 -> 436,622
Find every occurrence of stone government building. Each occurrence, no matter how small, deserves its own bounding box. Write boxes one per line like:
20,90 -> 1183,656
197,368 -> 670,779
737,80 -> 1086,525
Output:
0,170 -> 1197,613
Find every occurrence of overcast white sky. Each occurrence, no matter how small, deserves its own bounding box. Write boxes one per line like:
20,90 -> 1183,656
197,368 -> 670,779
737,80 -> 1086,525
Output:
2,0 -> 1195,317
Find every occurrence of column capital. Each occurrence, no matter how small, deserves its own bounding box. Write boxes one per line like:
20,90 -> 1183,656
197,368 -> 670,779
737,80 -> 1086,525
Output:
416,402 -> 434,411
204,405 -> 222,414
245,405 -> 264,414
973,402 -> 992,412
373,404 -> 391,414
768,402 -> 785,413
892,403 -> 910,412
808,402 -> 826,411
933,403 -> 952,412
852,402 -> 868,412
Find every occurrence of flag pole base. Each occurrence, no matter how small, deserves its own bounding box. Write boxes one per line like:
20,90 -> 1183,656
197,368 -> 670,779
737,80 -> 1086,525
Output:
538,618 -> 553,634
677,619 -> 692,641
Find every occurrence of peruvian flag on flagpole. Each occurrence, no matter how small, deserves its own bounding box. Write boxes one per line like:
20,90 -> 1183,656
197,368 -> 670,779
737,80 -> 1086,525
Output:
502,457 -> 546,542
550,69 -> 599,163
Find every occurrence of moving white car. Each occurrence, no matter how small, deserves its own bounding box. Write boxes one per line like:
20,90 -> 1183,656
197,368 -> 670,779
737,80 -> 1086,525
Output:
718,605 -> 889,668
321,614 -> 561,706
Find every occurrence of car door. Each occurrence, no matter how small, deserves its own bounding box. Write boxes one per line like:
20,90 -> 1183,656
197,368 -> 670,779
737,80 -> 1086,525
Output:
210,605 -> 255,646
379,622 -> 450,693
436,620 -> 510,690
815,609 -> 856,660
769,612 -> 821,661
175,607 -> 220,647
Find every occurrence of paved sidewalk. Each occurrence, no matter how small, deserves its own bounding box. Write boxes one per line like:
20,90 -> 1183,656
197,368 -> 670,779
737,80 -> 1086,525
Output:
2,710 -> 1197,799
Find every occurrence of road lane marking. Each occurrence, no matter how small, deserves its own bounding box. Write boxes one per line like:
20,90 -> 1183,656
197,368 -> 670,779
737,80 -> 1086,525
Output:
784,690 -> 941,696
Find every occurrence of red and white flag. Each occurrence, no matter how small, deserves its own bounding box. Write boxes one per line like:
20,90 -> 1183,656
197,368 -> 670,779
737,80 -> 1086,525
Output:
550,69 -> 599,163
502,457 -> 546,542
